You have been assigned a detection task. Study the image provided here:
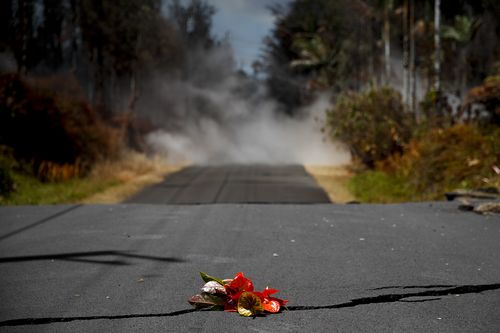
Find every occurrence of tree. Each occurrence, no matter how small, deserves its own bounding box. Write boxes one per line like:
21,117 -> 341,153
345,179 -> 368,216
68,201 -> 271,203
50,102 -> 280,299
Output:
168,0 -> 216,49
13,0 -> 35,73
442,15 -> 478,94
78,0 -> 183,115
434,0 -> 441,92
263,0 -> 375,113
383,0 -> 394,83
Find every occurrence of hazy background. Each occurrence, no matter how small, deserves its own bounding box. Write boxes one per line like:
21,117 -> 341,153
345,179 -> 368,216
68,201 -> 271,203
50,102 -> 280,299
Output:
1,0 -> 499,203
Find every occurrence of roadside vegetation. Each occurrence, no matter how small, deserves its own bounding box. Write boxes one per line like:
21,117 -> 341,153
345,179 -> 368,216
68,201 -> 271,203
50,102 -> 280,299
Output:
263,0 -> 500,203
305,165 -> 356,203
1,0 -> 499,205
0,72 -> 181,205
0,1 -> 215,205
0,148 -> 181,205
328,80 -> 500,202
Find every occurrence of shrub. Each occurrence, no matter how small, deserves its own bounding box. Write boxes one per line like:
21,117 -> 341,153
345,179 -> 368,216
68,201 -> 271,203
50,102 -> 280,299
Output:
403,124 -> 500,194
0,74 -> 123,180
0,147 -> 17,196
326,86 -> 415,167
463,74 -> 500,125
0,164 -> 14,196
371,124 -> 500,200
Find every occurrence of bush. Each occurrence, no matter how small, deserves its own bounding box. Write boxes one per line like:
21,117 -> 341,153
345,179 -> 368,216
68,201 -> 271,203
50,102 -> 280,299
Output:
0,164 -> 14,196
0,74 -> 122,180
0,147 -> 17,196
326,86 -> 415,167
463,74 -> 500,125
400,124 -> 500,195
354,124 -> 500,202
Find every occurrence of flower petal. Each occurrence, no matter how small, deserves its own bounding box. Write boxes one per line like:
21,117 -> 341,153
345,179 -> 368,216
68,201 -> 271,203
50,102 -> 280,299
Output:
262,287 -> 279,297
237,292 -> 264,317
263,299 -> 281,313
226,272 -> 254,297
201,281 -> 227,295
188,293 -> 226,309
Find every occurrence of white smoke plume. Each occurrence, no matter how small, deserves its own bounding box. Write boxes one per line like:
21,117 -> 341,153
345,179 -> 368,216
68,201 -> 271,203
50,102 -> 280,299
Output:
145,75 -> 350,165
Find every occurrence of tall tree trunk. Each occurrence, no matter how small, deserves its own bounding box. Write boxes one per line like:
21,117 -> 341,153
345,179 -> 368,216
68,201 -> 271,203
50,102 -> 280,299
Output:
69,0 -> 79,72
434,0 -> 441,92
16,0 -> 34,74
409,0 -> 417,117
42,0 -> 65,69
402,0 -> 409,105
0,0 -> 13,49
383,0 -> 392,84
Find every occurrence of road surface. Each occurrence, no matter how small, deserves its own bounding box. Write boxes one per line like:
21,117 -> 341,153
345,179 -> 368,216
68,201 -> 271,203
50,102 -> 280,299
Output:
125,165 -> 331,204
1,200 -> 499,332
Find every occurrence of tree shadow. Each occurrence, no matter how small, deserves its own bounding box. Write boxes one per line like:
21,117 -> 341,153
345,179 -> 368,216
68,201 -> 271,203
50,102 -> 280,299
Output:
369,285 -> 456,291
0,250 -> 185,266
1,283 -> 499,327
0,205 -> 82,241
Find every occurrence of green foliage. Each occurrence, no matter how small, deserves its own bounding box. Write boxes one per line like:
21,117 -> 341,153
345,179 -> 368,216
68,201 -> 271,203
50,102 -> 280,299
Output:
326,86 -> 415,167
264,0 -> 500,112
349,171 -> 417,203
0,148 -> 118,205
442,15 -> 477,43
200,272 -> 225,286
350,124 -> 500,202
0,169 -> 117,206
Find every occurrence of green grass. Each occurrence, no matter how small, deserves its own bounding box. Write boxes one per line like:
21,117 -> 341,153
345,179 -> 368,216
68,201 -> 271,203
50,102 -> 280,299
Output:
0,171 -> 118,205
348,171 -> 420,203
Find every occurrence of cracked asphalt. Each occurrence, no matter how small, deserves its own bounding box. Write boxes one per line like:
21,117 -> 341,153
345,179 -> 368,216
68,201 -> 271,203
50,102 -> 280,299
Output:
0,165 -> 499,332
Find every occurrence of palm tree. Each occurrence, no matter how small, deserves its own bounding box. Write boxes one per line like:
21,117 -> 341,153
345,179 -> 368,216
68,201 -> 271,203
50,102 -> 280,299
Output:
442,15 -> 478,95
289,34 -> 336,88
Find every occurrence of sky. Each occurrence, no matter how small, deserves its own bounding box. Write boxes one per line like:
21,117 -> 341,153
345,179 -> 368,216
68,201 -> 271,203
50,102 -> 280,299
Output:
206,0 -> 292,73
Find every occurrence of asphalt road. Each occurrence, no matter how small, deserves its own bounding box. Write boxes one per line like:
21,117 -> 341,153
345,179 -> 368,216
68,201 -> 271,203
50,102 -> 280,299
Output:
0,201 -> 499,332
125,165 -> 331,204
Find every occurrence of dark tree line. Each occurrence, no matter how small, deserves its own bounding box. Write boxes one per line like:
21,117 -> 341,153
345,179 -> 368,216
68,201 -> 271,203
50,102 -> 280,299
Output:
0,0 -> 229,119
262,0 -> 500,114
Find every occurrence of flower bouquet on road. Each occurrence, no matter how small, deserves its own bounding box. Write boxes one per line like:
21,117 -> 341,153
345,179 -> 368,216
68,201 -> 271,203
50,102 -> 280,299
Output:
188,272 -> 288,317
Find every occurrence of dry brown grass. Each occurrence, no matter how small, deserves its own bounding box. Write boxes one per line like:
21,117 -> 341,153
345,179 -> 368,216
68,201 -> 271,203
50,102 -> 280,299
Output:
305,165 -> 356,203
80,152 -> 185,204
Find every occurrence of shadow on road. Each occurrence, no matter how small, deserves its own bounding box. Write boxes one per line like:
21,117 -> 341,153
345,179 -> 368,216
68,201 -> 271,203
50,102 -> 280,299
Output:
0,250 -> 185,266
0,205 -> 82,241
2,283 -> 499,327
286,284 -> 500,311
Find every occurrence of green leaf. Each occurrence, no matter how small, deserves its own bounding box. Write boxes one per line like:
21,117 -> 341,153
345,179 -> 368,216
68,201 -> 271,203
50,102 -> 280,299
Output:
199,272 -> 225,286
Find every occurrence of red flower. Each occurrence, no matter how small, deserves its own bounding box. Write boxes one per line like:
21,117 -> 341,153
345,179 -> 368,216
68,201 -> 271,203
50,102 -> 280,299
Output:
223,272 -> 255,312
254,287 -> 288,313
225,272 -> 254,294
189,272 -> 288,316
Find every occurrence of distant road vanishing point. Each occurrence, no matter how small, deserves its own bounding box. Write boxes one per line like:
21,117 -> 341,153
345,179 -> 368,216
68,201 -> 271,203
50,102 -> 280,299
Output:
125,164 -> 331,204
